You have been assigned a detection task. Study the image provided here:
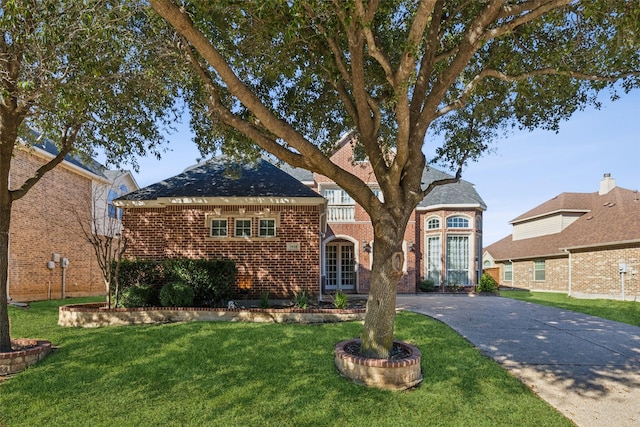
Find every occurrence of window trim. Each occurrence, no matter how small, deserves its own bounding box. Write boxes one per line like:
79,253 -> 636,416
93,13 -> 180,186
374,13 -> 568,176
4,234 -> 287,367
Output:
258,218 -> 277,238
210,219 -> 228,238
504,262 -> 513,281
446,215 -> 471,229
534,260 -> 546,281
234,218 -> 253,238
426,217 -> 441,230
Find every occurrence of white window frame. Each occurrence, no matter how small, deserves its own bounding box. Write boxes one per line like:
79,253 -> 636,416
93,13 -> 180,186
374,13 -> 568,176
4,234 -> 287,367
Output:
446,215 -> 470,229
234,218 -> 252,237
426,217 -> 441,230
210,219 -> 228,237
504,262 -> 513,281
258,218 -> 276,238
534,260 -> 545,281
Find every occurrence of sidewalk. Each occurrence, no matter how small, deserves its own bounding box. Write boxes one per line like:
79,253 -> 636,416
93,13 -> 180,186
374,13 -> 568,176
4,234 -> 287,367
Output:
396,294 -> 640,427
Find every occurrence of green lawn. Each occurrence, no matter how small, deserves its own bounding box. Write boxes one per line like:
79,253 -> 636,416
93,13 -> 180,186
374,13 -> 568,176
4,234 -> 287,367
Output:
1,298 -> 571,427
500,290 -> 640,327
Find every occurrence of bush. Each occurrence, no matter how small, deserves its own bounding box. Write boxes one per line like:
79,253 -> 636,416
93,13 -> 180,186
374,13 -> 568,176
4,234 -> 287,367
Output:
477,273 -> 498,293
114,258 -> 236,307
160,281 -> 195,307
333,291 -> 348,309
119,284 -> 159,308
420,279 -> 436,292
164,259 -> 236,307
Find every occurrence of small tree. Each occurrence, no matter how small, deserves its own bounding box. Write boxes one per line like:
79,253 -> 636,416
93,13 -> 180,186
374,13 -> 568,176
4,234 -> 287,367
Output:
74,179 -> 130,308
0,1 -> 183,352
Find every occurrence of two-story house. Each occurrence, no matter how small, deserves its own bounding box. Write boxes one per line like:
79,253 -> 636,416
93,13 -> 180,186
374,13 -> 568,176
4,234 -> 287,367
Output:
8,139 -> 137,301
484,174 -> 640,300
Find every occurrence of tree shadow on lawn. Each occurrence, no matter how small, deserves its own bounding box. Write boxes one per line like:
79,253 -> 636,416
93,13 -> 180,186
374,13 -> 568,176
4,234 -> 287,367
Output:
1,312 -> 570,426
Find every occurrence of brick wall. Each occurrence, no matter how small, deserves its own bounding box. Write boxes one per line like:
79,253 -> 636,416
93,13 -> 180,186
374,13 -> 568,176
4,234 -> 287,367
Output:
122,204 -> 322,299
571,245 -> 639,300
9,149 -> 104,301
495,244 -> 640,300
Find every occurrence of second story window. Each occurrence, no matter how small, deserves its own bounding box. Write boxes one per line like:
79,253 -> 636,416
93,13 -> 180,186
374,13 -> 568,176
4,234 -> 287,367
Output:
427,218 -> 440,230
447,216 -> 470,229
324,188 -> 355,222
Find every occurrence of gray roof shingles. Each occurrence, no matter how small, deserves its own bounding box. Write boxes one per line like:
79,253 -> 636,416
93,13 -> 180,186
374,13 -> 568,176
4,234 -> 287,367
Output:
118,159 -> 321,201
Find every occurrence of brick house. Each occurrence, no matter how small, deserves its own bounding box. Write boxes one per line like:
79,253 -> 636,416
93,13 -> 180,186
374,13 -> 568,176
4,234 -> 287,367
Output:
117,135 -> 486,298
484,174 -> 640,300
284,135 -> 487,294
9,140 -> 137,301
115,159 -> 326,299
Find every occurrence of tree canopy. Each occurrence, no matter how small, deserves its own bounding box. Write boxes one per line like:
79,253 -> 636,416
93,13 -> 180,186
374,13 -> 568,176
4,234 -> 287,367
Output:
0,0 -> 185,352
150,0 -> 640,358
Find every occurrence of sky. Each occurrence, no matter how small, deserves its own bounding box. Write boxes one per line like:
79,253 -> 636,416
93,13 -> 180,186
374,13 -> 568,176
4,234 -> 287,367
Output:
107,89 -> 639,247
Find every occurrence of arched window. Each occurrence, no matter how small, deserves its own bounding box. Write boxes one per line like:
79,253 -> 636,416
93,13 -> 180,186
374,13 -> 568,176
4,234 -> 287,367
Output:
446,216 -> 469,228
427,218 -> 440,230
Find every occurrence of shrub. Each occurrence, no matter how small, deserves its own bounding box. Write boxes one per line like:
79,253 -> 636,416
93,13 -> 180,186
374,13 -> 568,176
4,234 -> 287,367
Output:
119,284 -> 159,308
160,281 -> 195,307
164,259 -> 236,307
333,291 -> 348,309
420,279 -> 436,292
477,273 -> 499,293
293,290 -> 309,309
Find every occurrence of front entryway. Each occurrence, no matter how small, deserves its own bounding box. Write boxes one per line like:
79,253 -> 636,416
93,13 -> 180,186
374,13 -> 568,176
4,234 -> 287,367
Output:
325,240 -> 356,291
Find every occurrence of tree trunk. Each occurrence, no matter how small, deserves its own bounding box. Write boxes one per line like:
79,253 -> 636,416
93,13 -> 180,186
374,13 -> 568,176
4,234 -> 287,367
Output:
0,140 -> 14,352
360,216 -> 407,359
0,198 -> 11,353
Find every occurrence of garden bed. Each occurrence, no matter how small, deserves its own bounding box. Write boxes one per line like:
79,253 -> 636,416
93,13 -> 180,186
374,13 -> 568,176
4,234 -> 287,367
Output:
58,303 -> 366,328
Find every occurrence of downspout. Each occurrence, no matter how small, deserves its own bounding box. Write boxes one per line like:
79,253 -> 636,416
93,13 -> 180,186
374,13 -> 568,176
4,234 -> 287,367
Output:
563,249 -> 572,297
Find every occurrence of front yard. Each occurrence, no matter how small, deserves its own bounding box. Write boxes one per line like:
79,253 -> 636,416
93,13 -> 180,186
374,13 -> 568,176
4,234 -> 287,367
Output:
1,298 -> 570,426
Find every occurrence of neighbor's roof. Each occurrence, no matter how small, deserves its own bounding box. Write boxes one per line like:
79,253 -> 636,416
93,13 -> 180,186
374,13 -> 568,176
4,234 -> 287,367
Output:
116,158 -> 323,203
485,187 -> 640,261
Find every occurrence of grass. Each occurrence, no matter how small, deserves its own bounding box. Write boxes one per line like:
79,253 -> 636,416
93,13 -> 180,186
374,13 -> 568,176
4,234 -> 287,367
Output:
0,298 -> 571,427
500,290 -> 640,327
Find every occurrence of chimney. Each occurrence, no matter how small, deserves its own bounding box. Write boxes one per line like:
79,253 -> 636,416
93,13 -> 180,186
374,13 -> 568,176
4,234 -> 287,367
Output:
599,173 -> 616,195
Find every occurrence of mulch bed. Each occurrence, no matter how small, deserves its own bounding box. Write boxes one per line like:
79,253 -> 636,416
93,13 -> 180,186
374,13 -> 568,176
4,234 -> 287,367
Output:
343,340 -> 412,360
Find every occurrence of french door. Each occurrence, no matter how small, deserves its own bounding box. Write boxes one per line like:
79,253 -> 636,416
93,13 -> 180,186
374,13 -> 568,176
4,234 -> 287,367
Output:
325,242 -> 355,291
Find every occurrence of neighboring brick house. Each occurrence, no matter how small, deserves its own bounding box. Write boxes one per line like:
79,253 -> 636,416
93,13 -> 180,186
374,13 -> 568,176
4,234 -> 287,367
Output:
114,159 -> 326,299
9,140 -> 137,301
484,174 -> 640,300
284,136 -> 487,294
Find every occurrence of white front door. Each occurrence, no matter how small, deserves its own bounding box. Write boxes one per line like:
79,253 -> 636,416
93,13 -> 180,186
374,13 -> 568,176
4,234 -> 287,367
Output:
325,242 -> 355,291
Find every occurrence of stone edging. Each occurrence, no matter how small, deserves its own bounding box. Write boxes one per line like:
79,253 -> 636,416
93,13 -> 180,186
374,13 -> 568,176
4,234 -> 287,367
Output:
58,303 -> 366,328
0,339 -> 52,376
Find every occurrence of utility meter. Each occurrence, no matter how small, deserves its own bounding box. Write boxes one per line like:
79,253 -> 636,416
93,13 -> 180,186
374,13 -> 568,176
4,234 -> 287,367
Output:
619,263 -> 628,274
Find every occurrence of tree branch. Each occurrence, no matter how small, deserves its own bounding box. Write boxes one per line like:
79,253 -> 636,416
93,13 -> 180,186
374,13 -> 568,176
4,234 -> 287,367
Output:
11,124 -> 80,201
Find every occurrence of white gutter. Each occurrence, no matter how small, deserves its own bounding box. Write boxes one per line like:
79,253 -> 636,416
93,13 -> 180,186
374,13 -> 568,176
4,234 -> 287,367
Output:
18,143 -> 110,184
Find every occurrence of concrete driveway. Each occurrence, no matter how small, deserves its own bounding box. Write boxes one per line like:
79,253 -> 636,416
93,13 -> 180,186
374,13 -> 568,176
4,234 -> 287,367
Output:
396,294 -> 640,427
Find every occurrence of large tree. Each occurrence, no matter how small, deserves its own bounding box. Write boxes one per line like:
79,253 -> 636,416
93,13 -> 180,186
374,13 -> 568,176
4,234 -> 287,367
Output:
150,0 -> 640,358
0,1 -> 183,352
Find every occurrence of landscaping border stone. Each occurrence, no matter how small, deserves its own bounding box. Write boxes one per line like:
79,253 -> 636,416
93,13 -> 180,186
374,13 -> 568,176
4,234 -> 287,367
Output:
0,339 -> 52,376
58,303 -> 366,328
